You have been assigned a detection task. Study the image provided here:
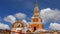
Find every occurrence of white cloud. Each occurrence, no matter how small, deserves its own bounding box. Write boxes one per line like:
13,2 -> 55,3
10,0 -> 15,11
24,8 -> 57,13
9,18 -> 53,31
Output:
3,13 -> 27,24
40,8 -> 60,23
49,23 -> 60,30
22,20 -> 28,26
15,13 -> 26,19
22,20 -> 27,23
4,15 -> 16,24
0,23 -> 10,30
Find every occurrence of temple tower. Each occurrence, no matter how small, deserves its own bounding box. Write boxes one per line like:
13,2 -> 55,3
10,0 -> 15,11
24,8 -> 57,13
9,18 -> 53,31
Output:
29,0 -> 44,32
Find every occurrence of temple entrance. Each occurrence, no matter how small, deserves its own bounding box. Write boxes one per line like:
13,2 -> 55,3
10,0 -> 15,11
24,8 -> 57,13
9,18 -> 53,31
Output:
34,26 -> 36,31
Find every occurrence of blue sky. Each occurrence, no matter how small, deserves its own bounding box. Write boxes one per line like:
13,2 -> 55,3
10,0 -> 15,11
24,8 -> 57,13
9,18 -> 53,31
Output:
0,0 -> 60,30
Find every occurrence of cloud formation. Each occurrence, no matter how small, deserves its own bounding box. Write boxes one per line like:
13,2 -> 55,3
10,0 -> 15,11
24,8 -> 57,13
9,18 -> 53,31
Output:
40,8 -> 60,23
0,23 -> 9,30
4,15 -> 16,24
49,23 -> 60,30
3,13 -> 27,24
22,20 -> 28,25
15,13 -> 26,19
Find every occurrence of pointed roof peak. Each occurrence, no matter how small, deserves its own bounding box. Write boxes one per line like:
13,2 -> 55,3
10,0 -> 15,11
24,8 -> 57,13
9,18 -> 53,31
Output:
35,0 -> 38,7
34,0 -> 39,11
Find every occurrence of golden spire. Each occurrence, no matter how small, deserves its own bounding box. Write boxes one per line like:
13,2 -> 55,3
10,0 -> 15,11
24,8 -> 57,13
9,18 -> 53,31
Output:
34,0 -> 40,17
35,0 -> 38,7
35,0 -> 39,9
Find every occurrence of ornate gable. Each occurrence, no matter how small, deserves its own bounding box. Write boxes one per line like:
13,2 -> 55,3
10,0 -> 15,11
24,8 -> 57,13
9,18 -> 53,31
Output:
12,20 -> 25,28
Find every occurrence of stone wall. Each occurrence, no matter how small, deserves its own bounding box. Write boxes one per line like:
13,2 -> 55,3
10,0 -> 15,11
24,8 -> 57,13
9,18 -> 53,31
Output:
0,29 -> 60,34
0,29 -> 10,34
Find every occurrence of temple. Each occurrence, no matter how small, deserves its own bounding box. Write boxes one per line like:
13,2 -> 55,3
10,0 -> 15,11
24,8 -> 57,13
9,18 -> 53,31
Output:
29,0 -> 44,32
0,0 -> 60,34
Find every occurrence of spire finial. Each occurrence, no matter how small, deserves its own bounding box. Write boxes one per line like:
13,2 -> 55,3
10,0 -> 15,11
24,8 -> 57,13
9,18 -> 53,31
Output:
35,0 -> 38,6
